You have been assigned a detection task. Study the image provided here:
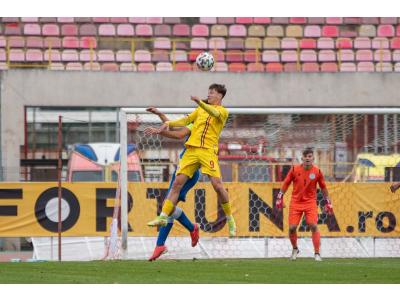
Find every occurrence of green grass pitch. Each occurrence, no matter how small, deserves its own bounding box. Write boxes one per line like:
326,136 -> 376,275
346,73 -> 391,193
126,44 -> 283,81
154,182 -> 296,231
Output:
1,258 -> 400,283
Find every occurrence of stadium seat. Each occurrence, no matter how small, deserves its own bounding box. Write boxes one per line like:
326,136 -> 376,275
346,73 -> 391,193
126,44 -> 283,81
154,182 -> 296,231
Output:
24,23 -> 41,35
110,17 -> 128,23
61,49 -> 79,62
340,27 -> 357,37
156,62 -> 173,71
357,62 -> 374,72
263,37 -> 280,49
375,62 -> 393,72
227,38 -> 244,49
373,49 -> 391,61
44,37 -> 62,48
245,37 -> 262,50
61,24 -> 78,36
304,25 -> 321,37
265,62 -> 283,72
4,23 -> 22,35
272,17 -> 289,24
188,50 -> 202,61
228,62 -> 246,72
339,62 -> 356,72
307,17 -> 325,24
322,26 -> 338,37
134,50 -> 151,62
393,50 -> 400,61
116,50 -> 132,62
128,17 -> 146,23
284,63 -> 300,72
391,37 -> 400,49
378,25 -> 395,37
154,37 -> 171,49
92,17 -> 109,23
210,50 -> 225,62
79,50 -> 98,62
281,50 -> 297,62
25,49 -> 43,62
214,62 -> 228,71
192,24 -> 209,37
63,36 -> 79,48
48,62 -> 64,70
262,50 -> 279,62
101,63 -> 119,71
200,17 -> 217,24
302,62 -> 319,72
316,37 -> 334,50
21,17 -> 38,22
336,38 -> 352,49
394,62 -> 400,72
343,17 -> 361,24
229,25 -> 247,37
372,37 -> 389,49
281,38 -> 298,49
99,24 -> 116,36
248,25 -> 265,37
79,24 -> 97,36
359,25 -> 376,37
174,62 -> 192,71
380,17 -> 397,24
44,49 -> 61,62
211,25 -> 228,36
247,63 -> 265,72
361,17 -> 379,24
75,18 -> 91,23
66,62 -> 83,71
300,38 -> 316,49
226,50 -> 244,62
209,37 -> 226,49
354,37 -> 371,49
117,24 -> 135,36
98,50 -> 115,62
300,50 -> 317,62
39,17 -> 56,23
2,17 -> 19,23
290,17 -> 307,24
152,50 -> 169,62
0,36 -> 5,48
244,50 -> 261,62
356,50 -> 373,61
80,37 -> 97,49
136,24 -> 153,36
26,37 -> 44,48
0,49 -> 5,61
236,17 -> 253,24
217,17 -> 235,24
119,63 -> 137,71
190,37 -> 207,49
320,62 -> 338,72
254,17 -> 271,24
9,49 -> 24,62
339,49 -> 355,61
170,50 -> 188,62
397,25 -> 400,36
154,24 -> 171,36
267,25 -> 284,37
173,24 -> 190,36
145,17 -> 163,24
286,25 -> 303,37
137,62 -> 155,71
318,50 -> 336,62
42,24 -> 60,36
83,62 -> 100,71
8,36 -> 25,48
57,17 -> 73,23
326,17 -> 343,24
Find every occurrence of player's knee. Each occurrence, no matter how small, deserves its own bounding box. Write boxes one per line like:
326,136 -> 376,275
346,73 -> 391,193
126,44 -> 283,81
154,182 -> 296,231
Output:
309,224 -> 318,232
171,179 -> 184,191
289,226 -> 297,233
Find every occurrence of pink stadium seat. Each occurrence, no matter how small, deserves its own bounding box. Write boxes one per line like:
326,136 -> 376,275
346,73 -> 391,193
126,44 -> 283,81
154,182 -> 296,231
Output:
152,50 -> 169,62
380,17 -> 397,24
226,50 -> 244,62
80,24 -> 97,36
281,38 -> 298,49
318,50 -> 336,62
304,25 -> 321,37
21,17 -> 38,22
356,50 -> 373,61
44,49 -> 61,62
26,49 -> 43,62
244,50 -> 261,62
266,62 -> 283,72
343,17 -> 361,24
209,37 -> 226,49
135,50 -> 151,62
26,37 -> 44,48
281,50 -> 297,62
378,25 -> 395,37
226,38 -> 244,49
391,37 -> 400,49
79,50 -> 98,62
119,63 -> 137,72
374,49 -> 391,61
357,62 -> 374,72
75,18 -> 91,23
214,62 -> 228,72
188,50 -> 203,61
83,62 -> 101,71
4,23 -> 22,35
61,24 -> 78,36
8,36 -> 25,48
375,62 -> 393,72
354,37 -> 371,49
326,17 -> 342,24
247,63 -> 264,72
372,37 -> 389,49
192,24 -> 209,36
262,50 -> 279,62
300,50 -> 317,62
300,38 -> 316,49
63,36 -> 79,48
229,25 -> 246,37
393,50 -> 400,61
336,38 -> 352,49
236,17 -> 253,24
267,25 -> 284,37
200,17 -> 217,24
48,63 -> 64,70
284,63 -> 300,72
117,24 -> 134,36
24,23 -> 41,35
128,18 -> 146,23
320,62 -> 338,72
42,24 -> 60,36
116,50 -> 132,62
340,27 -> 357,38
190,38 -> 207,49
110,17 -> 128,23
99,24 -> 116,36
217,17 -> 235,24
175,62 -> 192,71
92,18 -> 109,23
361,17 -> 379,24
211,50 -> 225,62
138,63 -> 155,72
146,17 -> 163,24
2,18 -> 20,23
340,62 -> 356,72
253,17 -> 271,24
302,62 -> 319,72
307,17 -> 325,24
395,62 -> 400,72
61,49 -> 79,61
290,17 -> 306,24
66,62 -> 83,71
0,49 -> 5,61
171,50 -> 188,62
9,49 -> 24,62
0,36 -> 6,48
173,24 -> 190,36
322,26 -> 338,37
156,62 -> 173,71
98,50 -> 115,62
339,49 -> 355,61
101,63 -> 119,71
228,63 -> 246,72
154,37 -> 171,49
44,37 -> 62,49
154,24 -> 171,36
57,17 -> 74,23
80,37 -> 97,49
317,37 -> 334,49
136,24 -> 153,36
272,17 -> 289,24
397,25 -> 400,36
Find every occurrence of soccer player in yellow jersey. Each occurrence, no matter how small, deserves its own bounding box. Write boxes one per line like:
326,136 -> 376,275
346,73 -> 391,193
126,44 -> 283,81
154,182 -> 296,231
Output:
147,83 -> 236,236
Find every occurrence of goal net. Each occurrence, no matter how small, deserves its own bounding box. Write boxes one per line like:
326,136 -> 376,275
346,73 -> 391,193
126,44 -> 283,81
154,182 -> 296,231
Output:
109,108 -> 400,260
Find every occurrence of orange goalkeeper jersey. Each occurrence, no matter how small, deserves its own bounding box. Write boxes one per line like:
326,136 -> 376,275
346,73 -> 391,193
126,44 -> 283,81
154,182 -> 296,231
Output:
281,164 -> 327,205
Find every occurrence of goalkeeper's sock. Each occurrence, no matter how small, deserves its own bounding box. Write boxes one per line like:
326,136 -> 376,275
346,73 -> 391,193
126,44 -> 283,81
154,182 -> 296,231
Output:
156,222 -> 174,246
312,231 -> 321,254
161,199 -> 175,217
289,232 -> 298,249
177,211 -> 195,232
221,202 -> 233,219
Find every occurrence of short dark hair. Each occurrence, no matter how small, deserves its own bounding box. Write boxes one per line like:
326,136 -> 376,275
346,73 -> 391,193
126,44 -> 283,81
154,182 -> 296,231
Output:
302,147 -> 314,156
209,83 -> 227,98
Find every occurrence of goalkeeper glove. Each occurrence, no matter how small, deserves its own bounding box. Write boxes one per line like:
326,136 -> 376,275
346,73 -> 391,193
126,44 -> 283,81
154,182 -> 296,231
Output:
276,191 -> 284,210
324,197 -> 333,215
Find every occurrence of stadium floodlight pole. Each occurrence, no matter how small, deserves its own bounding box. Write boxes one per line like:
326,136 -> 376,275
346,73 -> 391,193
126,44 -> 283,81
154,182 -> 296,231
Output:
119,109 -> 128,258
57,115 -> 62,262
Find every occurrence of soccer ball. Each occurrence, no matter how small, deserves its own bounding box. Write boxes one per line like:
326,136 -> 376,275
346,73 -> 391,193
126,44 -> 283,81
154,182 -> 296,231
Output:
196,52 -> 214,71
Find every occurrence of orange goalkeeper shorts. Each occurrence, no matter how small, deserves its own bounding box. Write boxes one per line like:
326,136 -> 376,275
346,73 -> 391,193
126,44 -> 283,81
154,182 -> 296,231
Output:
289,204 -> 318,226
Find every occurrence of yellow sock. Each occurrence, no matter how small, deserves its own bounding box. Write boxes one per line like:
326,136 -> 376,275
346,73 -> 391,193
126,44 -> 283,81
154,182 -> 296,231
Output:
161,199 -> 175,216
221,202 -> 232,218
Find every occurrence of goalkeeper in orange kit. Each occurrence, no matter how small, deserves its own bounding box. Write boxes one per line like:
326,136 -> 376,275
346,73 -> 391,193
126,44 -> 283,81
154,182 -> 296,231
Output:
276,147 -> 333,261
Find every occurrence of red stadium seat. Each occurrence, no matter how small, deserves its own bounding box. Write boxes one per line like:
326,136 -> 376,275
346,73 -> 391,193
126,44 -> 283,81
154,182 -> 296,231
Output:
146,17 -> 163,24
284,63 -> 300,72
317,38 -> 334,49
61,24 -> 78,36
66,62 -> 83,71
44,49 -> 61,62
42,24 -> 60,36
61,49 -> 79,62
136,24 -> 153,36
281,50 -> 297,62
339,49 -> 355,61
8,36 -> 25,48
302,62 -> 319,72
226,50 -> 244,62
326,17 -> 342,24
138,62 -> 155,71
21,17 -> 38,22
192,24 -> 209,37
356,50 -> 373,61
266,62 -> 283,72
110,17 -> 128,23
322,26 -> 338,37
83,62 -> 101,71
134,50 -> 151,62
272,17 -> 289,24
209,37 -> 226,49
397,25 -> 400,37
211,25 -> 228,36
318,50 -> 336,62
63,37 -> 79,48
79,50 -> 98,62
4,23 -> 22,35
92,17 -> 109,23
372,37 -> 389,49
320,62 -> 338,72
373,49 -> 391,61
336,38 -> 352,49
300,38 -> 316,49
229,25 -> 246,37
391,37 -> 400,49
26,49 -> 43,62
156,62 -> 173,71
378,25 -> 395,37
304,25 -> 321,37
117,24 -> 134,36
120,63 -> 137,72
380,17 -> 397,24
154,24 -> 171,36
281,37 -> 298,49
79,24 -> 97,36
44,37 -> 61,48
154,37 -> 171,49
152,50 -> 169,62
226,38 -> 244,49
26,37 -> 43,48
228,62 -> 246,72
253,17 -> 271,24
190,38 -> 207,50
200,17 -> 217,24
116,50 -> 132,62
300,50 -> 317,62
98,50 -> 115,62
80,37 -> 97,49
375,62 -> 393,72
247,63 -> 264,72
290,17 -> 306,24
101,63 -> 119,71
214,62 -> 228,71
357,62 -> 374,72
171,50 -> 188,62
236,17 -> 253,24
175,62 -> 192,71
99,24 -> 116,36
24,23 -> 41,35
188,50 -> 202,61
339,62 -> 356,72
244,50 -> 261,62
173,24 -> 190,36
354,37 -> 371,49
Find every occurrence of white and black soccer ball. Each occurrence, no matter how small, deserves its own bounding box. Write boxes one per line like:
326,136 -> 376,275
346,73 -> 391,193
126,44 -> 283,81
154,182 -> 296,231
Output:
196,52 -> 215,71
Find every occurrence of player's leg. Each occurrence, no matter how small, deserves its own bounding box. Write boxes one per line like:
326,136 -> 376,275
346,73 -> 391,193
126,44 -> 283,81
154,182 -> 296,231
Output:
305,206 -> 321,261
148,217 -> 173,261
288,206 -> 303,260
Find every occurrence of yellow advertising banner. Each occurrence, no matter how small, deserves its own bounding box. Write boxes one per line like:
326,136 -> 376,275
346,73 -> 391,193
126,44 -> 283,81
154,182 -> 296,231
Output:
0,182 -> 399,237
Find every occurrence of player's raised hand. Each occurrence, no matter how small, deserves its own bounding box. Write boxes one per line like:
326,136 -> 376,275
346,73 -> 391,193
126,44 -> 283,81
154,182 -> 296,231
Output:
275,191 -> 285,210
190,96 -> 201,104
146,107 -> 161,115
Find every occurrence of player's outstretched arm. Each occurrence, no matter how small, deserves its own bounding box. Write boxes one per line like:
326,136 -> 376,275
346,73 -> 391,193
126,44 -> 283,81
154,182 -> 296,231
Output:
159,127 -> 190,140
191,96 -> 221,118
146,107 -> 169,123
390,182 -> 400,193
